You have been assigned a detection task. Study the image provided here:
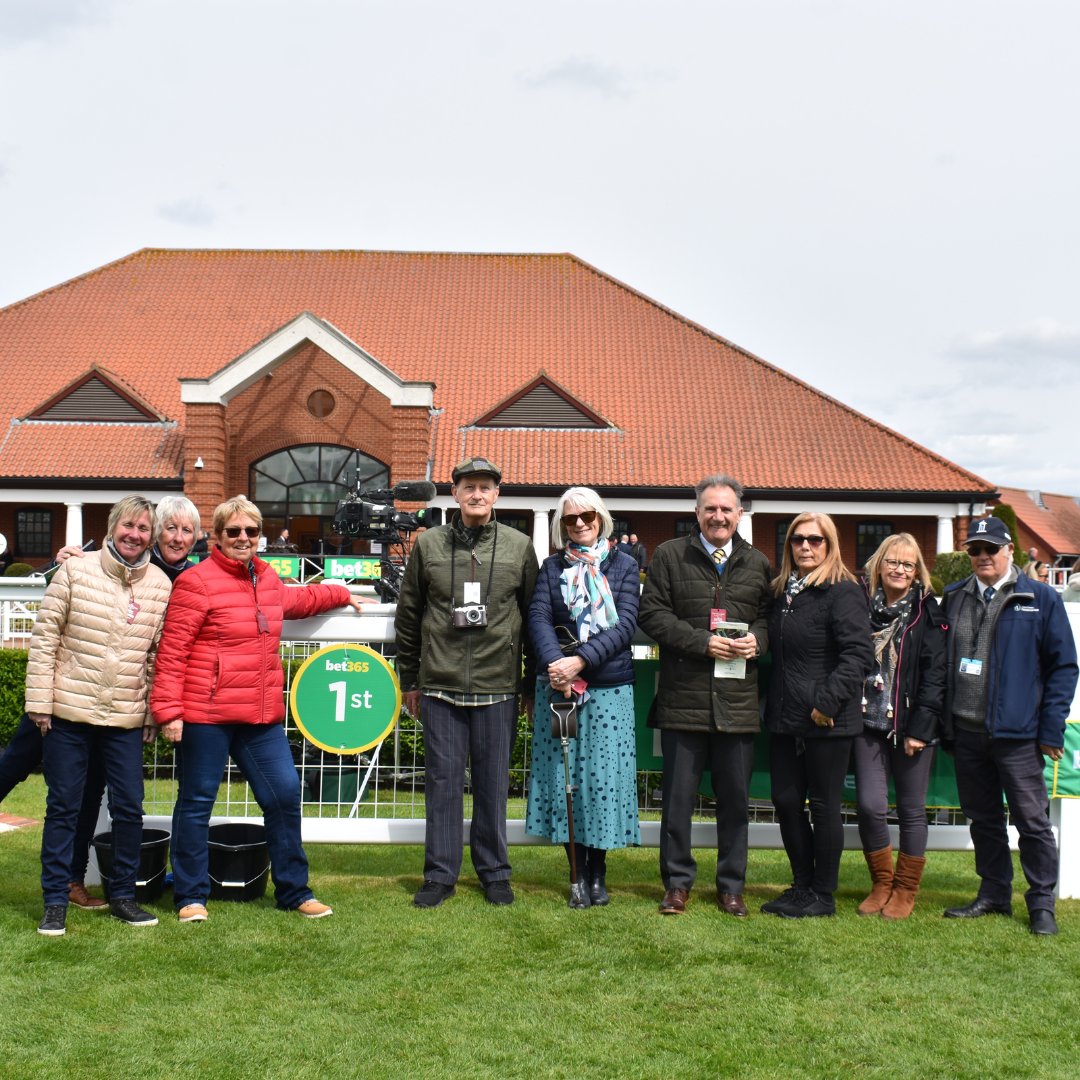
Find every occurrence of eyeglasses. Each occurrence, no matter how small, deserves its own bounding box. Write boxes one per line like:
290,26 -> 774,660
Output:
561,511 -> 598,527
790,534 -> 826,548
966,544 -> 1002,557
223,526 -> 260,539
883,558 -> 917,573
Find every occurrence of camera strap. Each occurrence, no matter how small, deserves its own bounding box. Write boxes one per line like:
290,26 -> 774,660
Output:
449,523 -> 497,605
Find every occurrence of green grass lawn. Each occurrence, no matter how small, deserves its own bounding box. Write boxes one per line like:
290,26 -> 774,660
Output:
2,777 -> 1079,1080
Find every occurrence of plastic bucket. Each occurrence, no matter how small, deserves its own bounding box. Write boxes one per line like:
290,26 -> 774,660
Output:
207,822 -> 270,902
92,827 -> 170,903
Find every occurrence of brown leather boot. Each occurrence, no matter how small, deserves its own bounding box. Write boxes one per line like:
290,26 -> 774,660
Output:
881,852 -> 926,920
68,882 -> 107,910
857,845 -> 894,916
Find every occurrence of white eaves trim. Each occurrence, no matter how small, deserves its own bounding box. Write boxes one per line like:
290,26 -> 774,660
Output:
178,311 -> 434,408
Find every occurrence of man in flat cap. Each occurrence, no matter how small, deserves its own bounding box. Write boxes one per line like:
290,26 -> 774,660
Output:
395,458 -> 538,907
941,516 -> 1077,934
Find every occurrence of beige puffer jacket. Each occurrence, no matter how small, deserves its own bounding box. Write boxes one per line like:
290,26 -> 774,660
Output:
25,543 -> 172,728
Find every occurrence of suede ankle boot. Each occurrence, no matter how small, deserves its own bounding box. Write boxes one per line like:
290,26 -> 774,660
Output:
881,852 -> 926,920
857,845 -> 894,916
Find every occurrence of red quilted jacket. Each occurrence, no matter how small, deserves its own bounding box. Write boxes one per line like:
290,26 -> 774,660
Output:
150,546 -> 351,726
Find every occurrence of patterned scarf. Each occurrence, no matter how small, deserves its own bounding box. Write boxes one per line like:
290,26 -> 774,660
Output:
783,571 -> 812,609
560,538 -> 619,643
863,583 -> 920,732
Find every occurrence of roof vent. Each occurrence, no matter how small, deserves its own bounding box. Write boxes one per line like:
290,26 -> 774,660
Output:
473,374 -> 608,429
26,367 -> 164,423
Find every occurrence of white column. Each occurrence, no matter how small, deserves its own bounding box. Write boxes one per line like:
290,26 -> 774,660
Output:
64,502 -> 84,547
532,509 -> 550,563
737,509 -> 754,544
937,515 -> 954,554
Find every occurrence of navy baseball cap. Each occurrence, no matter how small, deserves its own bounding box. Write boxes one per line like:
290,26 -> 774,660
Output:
963,517 -> 1011,546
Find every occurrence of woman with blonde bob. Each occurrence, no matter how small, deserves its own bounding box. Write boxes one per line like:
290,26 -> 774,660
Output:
760,512 -> 872,918
526,487 -> 641,907
854,533 -> 947,919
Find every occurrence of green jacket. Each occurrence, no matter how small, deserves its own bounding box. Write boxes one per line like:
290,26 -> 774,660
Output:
394,513 -> 538,696
638,530 -> 771,733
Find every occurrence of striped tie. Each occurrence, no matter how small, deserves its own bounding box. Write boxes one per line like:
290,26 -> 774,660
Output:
712,549 -> 726,570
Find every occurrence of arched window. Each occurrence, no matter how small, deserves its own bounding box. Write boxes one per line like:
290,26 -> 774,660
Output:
250,446 -> 388,521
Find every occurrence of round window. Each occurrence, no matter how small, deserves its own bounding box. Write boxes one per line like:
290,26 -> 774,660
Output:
307,390 -> 336,418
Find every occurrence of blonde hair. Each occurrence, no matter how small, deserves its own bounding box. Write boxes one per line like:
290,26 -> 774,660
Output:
771,512 -> 856,596
551,487 -> 615,550
864,533 -> 932,594
107,496 -> 156,538
212,496 -> 263,537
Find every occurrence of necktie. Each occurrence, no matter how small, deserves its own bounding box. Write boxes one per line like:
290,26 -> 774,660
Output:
712,549 -> 726,571
983,586 -> 995,604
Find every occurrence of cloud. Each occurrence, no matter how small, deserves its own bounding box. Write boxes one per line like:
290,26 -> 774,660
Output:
948,319 -> 1080,372
0,0 -> 110,47
522,58 -> 631,97
157,198 -> 216,228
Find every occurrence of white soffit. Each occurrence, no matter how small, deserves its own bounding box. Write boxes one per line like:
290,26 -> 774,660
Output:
178,312 -> 434,407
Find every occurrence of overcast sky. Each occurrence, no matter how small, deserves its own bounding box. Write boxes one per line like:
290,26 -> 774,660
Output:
1,0 -> 1077,495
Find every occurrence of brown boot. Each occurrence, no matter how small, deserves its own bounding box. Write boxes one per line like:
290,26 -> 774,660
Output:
881,852 -> 926,920
857,845 -> 894,916
68,882 -> 107,910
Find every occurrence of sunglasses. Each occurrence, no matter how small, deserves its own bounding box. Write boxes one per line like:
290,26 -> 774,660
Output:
223,526 -> 261,539
790,534 -> 826,548
561,511 -> 598,527
966,544 -> 1002,557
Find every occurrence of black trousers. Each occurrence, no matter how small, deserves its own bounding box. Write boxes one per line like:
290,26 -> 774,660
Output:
952,728 -> 1058,913
659,728 -> 755,893
769,733 -> 853,896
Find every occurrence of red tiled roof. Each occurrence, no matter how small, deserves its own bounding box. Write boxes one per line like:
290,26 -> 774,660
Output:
995,487 -> 1080,558
0,249 -> 994,495
0,421 -> 183,479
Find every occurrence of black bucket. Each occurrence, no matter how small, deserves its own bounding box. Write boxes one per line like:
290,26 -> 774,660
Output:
92,827 -> 170,903
207,822 -> 270,902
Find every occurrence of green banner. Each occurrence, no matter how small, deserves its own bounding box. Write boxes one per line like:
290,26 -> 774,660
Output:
632,658 -> 1080,807
262,555 -> 301,579
324,557 -> 382,581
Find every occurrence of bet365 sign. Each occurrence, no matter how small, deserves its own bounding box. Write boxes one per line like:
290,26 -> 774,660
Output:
289,644 -> 400,754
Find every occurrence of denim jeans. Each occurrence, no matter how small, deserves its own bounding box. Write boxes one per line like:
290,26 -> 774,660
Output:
41,719 -> 143,905
171,722 -> 311,909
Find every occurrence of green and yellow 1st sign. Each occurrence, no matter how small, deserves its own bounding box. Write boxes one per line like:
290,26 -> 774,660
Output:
289,644 -> 400,755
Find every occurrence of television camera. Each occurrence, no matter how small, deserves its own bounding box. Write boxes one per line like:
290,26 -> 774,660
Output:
331,478 -> 441,602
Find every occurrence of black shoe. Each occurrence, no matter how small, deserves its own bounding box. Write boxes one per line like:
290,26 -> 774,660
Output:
38,904 -> 67,936
413,881 -> 456,908
943,897 -> 1012,919
588,874 -> 609,907
776,887 -> 835,919
1030,909 -> 1058,936
760,886 -> 800,915
484,880 -> 514,906
109,899 -> 158,927
569,879 -> 591,910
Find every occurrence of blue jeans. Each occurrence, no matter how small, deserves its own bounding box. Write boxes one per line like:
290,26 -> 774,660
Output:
171,723 -> 312,910
41,719 -> 144,905
3,712 -> 106,882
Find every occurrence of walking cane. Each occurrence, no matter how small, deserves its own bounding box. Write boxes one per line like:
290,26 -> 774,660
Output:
550,693 -> 588,908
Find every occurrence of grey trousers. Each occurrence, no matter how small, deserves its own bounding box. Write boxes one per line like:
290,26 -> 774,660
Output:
420,696 -> 518,885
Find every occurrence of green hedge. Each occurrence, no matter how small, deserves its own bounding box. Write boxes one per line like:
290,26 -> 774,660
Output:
0,649 -> 28,746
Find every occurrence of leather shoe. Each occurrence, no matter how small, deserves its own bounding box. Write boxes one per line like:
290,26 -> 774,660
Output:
943,896 -> 1012,919
1030,909 -> 1058,936
659,887 -> 689,914
717,892 -> 748,917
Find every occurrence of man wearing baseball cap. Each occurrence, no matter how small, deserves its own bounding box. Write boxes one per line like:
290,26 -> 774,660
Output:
940,516 -> 1077,934
395,457 -> 538,907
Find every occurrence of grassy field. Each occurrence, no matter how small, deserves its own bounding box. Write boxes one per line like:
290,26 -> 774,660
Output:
2,776 -> 1079,1080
